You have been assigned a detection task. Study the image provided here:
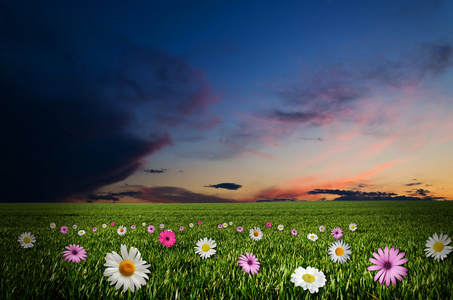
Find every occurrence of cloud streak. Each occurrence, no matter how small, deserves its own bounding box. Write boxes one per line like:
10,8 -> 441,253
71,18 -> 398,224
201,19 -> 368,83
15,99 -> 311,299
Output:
204,183 -> 242,190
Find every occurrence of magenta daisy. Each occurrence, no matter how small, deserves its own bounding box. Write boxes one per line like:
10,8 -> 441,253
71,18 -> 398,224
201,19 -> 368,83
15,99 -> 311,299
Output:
236,226 -> 244,232
60,226 -> 69,234
111,222 -> 115,226
198,221 -> 202,225
180,226 -> 184,231
159,229 -> 176,247
266,222 -> 272,228
92,227 -> 97,232
217,224 -> 223,229
147,225 -> 155,233
367,246 -> 408,286
291,229 -> 298,236
62,244 -> 87,263
331,227 -> 343,239
237,252 -> 260,275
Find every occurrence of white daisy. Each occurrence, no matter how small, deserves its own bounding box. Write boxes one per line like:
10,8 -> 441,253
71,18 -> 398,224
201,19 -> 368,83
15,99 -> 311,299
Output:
72,224 -> 77,230
50,223 -> 56,229
141,222 -> 146,226
328,240 -> 352,264
102,224 -> 107,228
78,230 -> 86,236
249,227 -> 263,241
277,224 -> 284,231
194,237 -> 217,259
223,222 -> 228,228
349,223 -> 357,232
189,223 -> 194,228
319,225 -> 326,232
104,244 -> 151,293
229,221 -> 233,226
117,225 -> 127,236
307,233 -> 318,242
425,233 -> 452,262
159,224 -> 165,229
17,232 -> 36,248
290,266 -> 327,294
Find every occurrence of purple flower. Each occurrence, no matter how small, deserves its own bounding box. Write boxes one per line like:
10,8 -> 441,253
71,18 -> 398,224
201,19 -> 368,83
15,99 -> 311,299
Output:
236,226 -> 244,233
368,246 -> 408,286
92,227 -> 97,232
110,222 -> 115,226
147,225 -> 155,234
237,252 -> 260,275
198,221 -> 202,225
62,244 -> 87,263
131,225 -> 136,230
266,222 -> 272,228
331,227 -> 343,239
218,224 -> 223,229
291,229 -> 298,236
180,226 -> 184,231
60,226 -> 68,234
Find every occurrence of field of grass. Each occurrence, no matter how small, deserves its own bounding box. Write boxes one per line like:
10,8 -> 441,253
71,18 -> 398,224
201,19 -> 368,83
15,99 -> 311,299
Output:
1,201 -> 453,299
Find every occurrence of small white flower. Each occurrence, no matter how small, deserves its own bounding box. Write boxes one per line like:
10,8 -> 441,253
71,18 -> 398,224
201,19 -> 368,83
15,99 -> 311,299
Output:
102,224 -> 107,228
78,230 -> 86,236
50,223 -> 56,229
189,223 -> 194,228
277,224 -> 284,231
159,224 -> 165,229
307,233 -> 318,242
194,237 -> 217,259
223,223 -> 228,228
72,224 -> 77,230
425,233 -> 452,262
117,225 -> 127,236
142,222 -> 146,226
349,223 -> 357,232
328,240 -> 352,263
229,221 -> 233,226
319,225 -> 326,232
18,232 -> 36,248
249,227 -> 263,241
290,266 -> 326,294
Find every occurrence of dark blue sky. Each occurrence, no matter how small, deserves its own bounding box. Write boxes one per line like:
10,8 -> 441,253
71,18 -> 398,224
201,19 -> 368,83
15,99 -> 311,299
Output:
2,0 -> 452,203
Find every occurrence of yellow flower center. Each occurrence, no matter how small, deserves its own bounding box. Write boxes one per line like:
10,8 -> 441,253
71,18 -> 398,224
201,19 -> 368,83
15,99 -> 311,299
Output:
120,228 -> 124,232
254,231 -> 259,236
351,226 -> 355,229
119,260 -> 135,276
335,247 -> 344,256
23,237 -> 31,243
201,244 -> 210,252
321,227 -> 324,230
302,273 -> 315,283
433,242 -> 444,252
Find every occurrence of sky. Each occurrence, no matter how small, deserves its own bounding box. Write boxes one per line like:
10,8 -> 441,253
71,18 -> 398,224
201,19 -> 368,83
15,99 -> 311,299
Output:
1,0 -> 452,203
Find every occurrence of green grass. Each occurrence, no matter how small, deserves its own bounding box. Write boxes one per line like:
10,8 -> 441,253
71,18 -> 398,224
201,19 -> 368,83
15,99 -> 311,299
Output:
1,201 -> 452,299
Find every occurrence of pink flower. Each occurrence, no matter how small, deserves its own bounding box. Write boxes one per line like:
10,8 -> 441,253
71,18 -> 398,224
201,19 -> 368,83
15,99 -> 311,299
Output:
236,226 -> 244,232
237,252 -> 260,275
331,227 -> 343,239
147,225 -> 155,234
180,226 -> 184,231
266,222 -> 272,228
62,244 -> 87,263
291,229 -> 298,236
368,246 -> 408,286
92,227 -> 97,232
60,226 -> 68,234
198,221 -> 202,225
159,229 -> 176,247
131,225 -> 136,230
217,224 -> 223,229
110,222 -> 115,226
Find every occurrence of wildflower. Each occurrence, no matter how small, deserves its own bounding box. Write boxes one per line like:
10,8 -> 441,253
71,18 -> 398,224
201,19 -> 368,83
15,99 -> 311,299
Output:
249,227 -> 263,241
102,224 -> 107,229
50,223 -> 56,229
78,230 -> 86,236
60,226 -> 69,234
18,232 -> 36,248
189,223 -> 194,228
159,229 -> 176,247
237,226 -> 244,232
117,225 -> 127,236
237,252 -> 260,275
349,223 -> 357,232
72,224 -> 77,230
424,233 -> 452,262
62,244 -> 87,263
307,233 -> 318,242
328,240 -> 352,263
194,237 -> 217,259
159,224 -> 165,229
198,221 -> 202,225
290,266 -> 327,294
131,225 -> 136,230
291,229 -> 298,236
266,222 -> 272,228
223,222 -> 228,228
277,224 -> 284,231
179,226 -> 184,231
331,227 -> 343,239
92,227 -> 97,232
319,225 -> 326,233
367,246 -> 408,286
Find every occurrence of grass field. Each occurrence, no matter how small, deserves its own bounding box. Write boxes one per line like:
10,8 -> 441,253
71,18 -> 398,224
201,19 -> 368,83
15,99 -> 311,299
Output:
1,201 -> 452,299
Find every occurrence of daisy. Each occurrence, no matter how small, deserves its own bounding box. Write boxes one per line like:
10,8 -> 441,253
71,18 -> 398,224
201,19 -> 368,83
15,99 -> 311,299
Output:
159,223 -> 165,229
307,233 -> 318,242
291,229 -> 298,236
60,226 -> 68,234
146,225 -> 155,234
50,223 -> 56,229
159,229 -> 176,247
189,223 -> 194,228
319,225 -> 326,233
229,221 -> 233,226
78,230 -> 86,236
17,232 -> 36,248
290,266 -> 327,294
72,224 -> 77,230
104,244 -> 150,293
249,227 -> 263,241
349,223 -> 358,232
194,237 -> 217,259
236,226 -> 244,233
368,246 -> 408,286
62,244 -> 87,263
217,224 -> 223,229
131,225 -> 136,230
277,224 -> 284,231
198,221 -> 202,225
424,233 -> 452,262
223,222 -> 228,228
102,224 -> 107,229
328,240 -> 352,264
142,222 -> 146,226
237,252 -> 260,275
179,226 -> 184,231
266,222 -> 272,228
111,222 -> 115,226
117,225 -> 127,236
331,227 -> 343,239
92,227 -> 98,232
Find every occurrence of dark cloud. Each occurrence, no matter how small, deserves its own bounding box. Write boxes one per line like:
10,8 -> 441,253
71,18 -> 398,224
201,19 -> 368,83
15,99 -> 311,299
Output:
307,189 -> 437,201
144,169 -> 169,174
0,3 -> 218,203
412,188 -> 431,197
85,191 -> 143,202
204,183 -> 242,190
406,182 -> 423,186
135,186 -> 236,203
